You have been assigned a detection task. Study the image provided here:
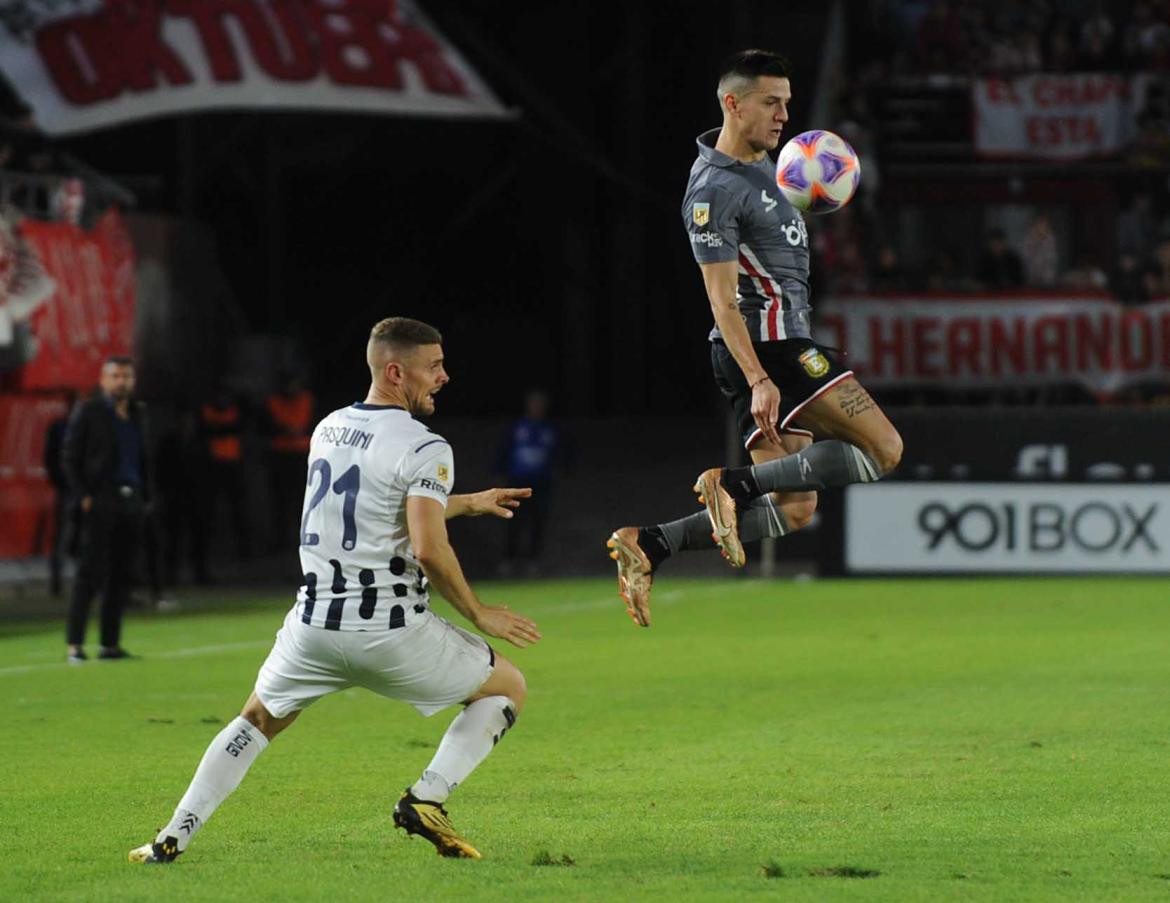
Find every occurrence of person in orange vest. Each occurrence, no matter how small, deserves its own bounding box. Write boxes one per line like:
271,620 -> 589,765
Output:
193,385 -> 253,578
264,374 -> 315,553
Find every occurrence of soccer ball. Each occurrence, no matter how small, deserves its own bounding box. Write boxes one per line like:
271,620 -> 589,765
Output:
774,130 -> 861,214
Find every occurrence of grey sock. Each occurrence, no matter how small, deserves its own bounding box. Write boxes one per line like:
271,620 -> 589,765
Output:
740,494 -> 790,542
746,441 -> 881,495
657,495 -> 789,554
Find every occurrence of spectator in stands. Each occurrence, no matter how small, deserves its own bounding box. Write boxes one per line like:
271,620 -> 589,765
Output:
1079,4 -> 1119,70
1048,18 -> 1078,71
1060,254 -> 1109,291
1023,213 -> 1059,286
263,373 -> 314,554
976,228 -> 1024,289
871,243 -> 913,292
1124,1 -> 1170,69
1111,252 -> 1150,305
1118,192 -> 1157,260
916,0 -> 966,72
925,246 -> 980,293
1144,236 -> 1170,297
62,358 -> 148,663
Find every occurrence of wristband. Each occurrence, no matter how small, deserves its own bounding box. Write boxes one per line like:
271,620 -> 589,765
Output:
750,376 -> 771,390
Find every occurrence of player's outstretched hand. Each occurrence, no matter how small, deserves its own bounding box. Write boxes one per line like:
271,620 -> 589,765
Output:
465,487 -> 533,519
751,379 -> 783,447
475,605 -> 542,648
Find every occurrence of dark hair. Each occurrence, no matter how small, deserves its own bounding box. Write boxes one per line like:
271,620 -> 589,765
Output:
104,355 -> 134,367
718,49 -> 791,88
369,317 -> 442,349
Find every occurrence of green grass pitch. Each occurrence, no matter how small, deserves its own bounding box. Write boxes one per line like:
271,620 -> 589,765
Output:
3,576 -> 1170,901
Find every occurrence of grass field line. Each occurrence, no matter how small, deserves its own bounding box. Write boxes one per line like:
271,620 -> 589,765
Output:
0,582 -> 754,678
0,640 -> 270,677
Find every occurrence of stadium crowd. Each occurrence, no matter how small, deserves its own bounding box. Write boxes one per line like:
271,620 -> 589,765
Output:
814,0 -> 1170,300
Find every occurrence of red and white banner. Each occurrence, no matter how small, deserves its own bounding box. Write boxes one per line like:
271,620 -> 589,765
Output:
972,73 -> 1150,160
816,295 -> 1170,396
0,0 -> 507,135
0,393 -> 68,559
0,208 -> 136,391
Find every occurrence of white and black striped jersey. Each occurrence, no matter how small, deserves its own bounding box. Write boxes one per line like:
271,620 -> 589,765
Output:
291,402 -> 453,631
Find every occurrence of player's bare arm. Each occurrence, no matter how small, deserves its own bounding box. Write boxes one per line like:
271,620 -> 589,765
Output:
446,487 -> 533,520
407,495 -> 541,648
700,259 -> 783,447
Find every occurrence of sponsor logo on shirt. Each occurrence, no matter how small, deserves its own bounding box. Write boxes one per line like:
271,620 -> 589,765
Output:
418,478 -> 449,496
690,231 -> 724,247
692,202 -> 710,226
760,189 -> 778,213
779,216 -> 809,247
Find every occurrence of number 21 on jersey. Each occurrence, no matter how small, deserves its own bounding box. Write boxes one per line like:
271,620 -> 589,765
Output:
300,458 -> 361,550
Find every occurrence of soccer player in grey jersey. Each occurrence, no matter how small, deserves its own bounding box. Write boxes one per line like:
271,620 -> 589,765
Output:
608,50 -> 903,626
130,318 -> 541,862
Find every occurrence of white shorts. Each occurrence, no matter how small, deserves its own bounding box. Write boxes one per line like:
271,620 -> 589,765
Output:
254,606 -> 495,718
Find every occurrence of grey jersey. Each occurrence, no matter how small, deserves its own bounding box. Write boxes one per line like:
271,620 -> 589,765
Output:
683,128 -> 812,342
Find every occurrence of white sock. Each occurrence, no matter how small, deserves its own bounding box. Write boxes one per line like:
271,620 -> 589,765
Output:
156,716 -> 269,851
411,696 -> 516,804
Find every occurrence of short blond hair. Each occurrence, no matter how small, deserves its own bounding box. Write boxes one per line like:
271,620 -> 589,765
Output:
369,317 -> 442,349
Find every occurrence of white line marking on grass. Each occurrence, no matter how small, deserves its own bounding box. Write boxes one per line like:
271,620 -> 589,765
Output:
0,640 -> 269,677
534,581 -> 759,616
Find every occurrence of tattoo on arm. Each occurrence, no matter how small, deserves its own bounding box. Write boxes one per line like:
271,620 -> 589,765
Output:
838,381 -> 877,419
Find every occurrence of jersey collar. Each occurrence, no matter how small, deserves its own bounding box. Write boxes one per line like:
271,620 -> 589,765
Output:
696,128 -> 740,168
351,402 -> 405,411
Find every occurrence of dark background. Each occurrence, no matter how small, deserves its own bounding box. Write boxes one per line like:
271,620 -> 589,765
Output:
54,1 -> 832,418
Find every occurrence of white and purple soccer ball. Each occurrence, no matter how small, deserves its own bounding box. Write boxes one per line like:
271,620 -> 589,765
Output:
774,129 -> 861,214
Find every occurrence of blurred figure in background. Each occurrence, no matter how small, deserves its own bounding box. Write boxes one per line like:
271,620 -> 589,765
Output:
496,390 -> 563,576
976,228 -> 1024,289
1112,252 -> 1150,305
193,385 -> 252,579
1023,213 -> 1059,287
42,390 -> 76,597
62,358 -> 148,663
263,373 -> 314,554
870,242 -> 913,292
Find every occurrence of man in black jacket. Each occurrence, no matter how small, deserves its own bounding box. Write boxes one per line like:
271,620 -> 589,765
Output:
62,357 -> 149,663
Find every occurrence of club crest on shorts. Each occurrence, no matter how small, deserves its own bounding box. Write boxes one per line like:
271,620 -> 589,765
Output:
799,347 -> 830,378
692,203 -> 710,226
437,464 -> 450,482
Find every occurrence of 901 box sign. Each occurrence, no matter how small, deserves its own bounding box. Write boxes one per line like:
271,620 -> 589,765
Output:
846,484 -> 1169,573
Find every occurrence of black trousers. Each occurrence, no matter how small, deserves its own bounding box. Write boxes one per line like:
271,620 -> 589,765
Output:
267,451 -> 306,552
66,491 -> 144,648
505,481 -> 552,561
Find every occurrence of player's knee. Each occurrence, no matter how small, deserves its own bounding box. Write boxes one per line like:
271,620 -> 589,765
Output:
503,668 -> 528,715
241,696 -> 290,740
872,430 -> 903,475
860,429 -> 902,476
780,492 -> 817,531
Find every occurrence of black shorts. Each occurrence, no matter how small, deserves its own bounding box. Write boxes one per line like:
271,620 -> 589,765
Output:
711,338 -> 853,449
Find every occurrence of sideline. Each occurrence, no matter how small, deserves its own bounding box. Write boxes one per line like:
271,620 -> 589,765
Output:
0,580 -> 763,678
0,640 -> 270,677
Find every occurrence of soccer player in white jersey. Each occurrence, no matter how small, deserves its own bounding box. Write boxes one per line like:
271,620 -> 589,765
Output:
130,317 -> 541,862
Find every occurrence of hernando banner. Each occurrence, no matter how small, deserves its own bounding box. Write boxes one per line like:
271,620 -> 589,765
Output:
816,295 -> 1170,396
